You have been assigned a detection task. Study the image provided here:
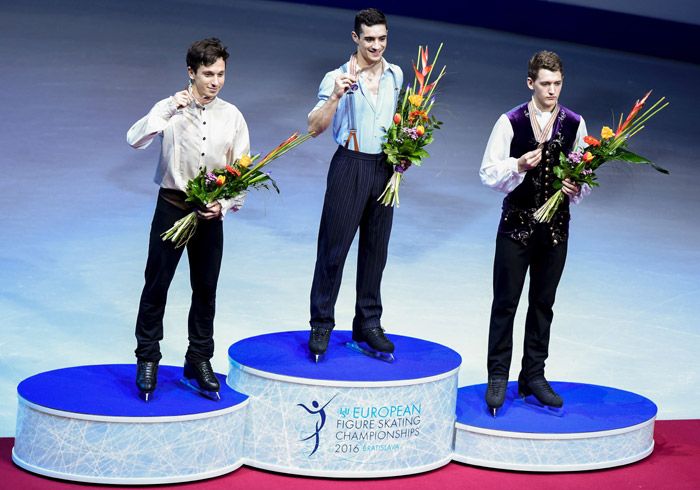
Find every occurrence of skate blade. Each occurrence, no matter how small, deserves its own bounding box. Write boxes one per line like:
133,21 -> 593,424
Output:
516,395 -> 565,417
345,341 -> 395,363
138,391 -> 153,402
179,377 -> 221,401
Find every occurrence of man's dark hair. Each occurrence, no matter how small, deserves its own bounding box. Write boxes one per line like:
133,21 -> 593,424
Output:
354,8 -> 387,36
186,38 -> 229,73
528,51 -> 563,80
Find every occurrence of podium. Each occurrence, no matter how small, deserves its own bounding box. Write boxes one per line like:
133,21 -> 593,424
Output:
12,332 -> 656,483
227,330 -> 462,477
453,381 -> 657,471
12,365 -> 248,484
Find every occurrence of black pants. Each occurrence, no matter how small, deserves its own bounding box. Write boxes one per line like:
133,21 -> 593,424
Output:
487,229 -> 568,380
310,145 -> 394,333
135,191 -> 223,363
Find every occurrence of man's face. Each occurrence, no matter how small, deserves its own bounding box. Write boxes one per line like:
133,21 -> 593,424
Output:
352,23 -> 388,64
527,69 -> 562,111
188,57 -> 226,104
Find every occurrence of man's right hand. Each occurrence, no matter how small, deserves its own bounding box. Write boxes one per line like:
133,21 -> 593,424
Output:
331,74 -> 357,100
308,74 -> 358,135
172,89 -> 193,109
517,147 -> 542,172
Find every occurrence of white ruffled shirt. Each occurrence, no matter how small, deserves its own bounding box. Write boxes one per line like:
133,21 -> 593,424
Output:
127,95 -> 250,216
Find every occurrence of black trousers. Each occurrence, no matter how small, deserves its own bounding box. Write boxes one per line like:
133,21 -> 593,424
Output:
135,191 -> 223,363
487,228 -> 568,380
310,145 -> 394,333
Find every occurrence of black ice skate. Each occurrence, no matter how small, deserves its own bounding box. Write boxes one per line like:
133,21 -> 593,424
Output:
308,326 -> 332,363
485,376 -> 508,417
136,360 -> 159,402
180,360 -> 221,400
346,327 -> 395,363
518,375 -> 564,415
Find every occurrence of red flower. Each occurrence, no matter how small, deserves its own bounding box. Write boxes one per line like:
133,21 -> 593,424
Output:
583,135 -> 601,147
582,151 -> 594,163
616,91 -> 651,136
393,113 -> 401,125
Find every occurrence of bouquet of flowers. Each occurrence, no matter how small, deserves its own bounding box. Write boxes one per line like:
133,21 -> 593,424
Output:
161,131 -> 313,247
533,91 -> 669,223
378,43 -> 446,207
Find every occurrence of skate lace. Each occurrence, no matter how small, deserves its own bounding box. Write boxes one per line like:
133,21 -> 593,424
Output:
198,362 -> 216,382
138,361 -> 157,378
487,378 -> 507,395
311,328 -> 330,341
531,377 -> 555,395
367,327 -> 388,341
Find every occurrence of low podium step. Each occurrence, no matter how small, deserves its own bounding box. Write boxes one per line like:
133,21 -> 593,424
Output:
13,364 -> 248,484
453,381 -> 657,471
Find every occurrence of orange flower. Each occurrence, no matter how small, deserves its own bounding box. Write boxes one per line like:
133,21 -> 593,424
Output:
582,151 -> 594,163
408,110 -> 428,124
415,125 -> 425,137
393,113 -> 401,125
583,135 -> 600,147
225,164 -> 241,177
412,46 -> 436,95
216,175 -> 226,187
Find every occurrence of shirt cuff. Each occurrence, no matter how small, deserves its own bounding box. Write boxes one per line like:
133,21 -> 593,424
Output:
218,192 -> 247,219
165,97 -> 180,117
571,183 -> 591,205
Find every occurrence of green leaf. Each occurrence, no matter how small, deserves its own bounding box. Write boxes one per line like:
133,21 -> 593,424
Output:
614,149 -> 669,174
615,149 -> 651,164
415,149 -> 430,159
650,162 -> 670,174
408,155 -> 422,164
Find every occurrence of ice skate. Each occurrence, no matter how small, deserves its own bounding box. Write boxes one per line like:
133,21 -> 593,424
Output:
180,360 -> 220,400
346,327 -> 395,363
518,375 -> 565,416
485,376 -> 508,417
136,360 -> 159,402
308,326 -> 332,363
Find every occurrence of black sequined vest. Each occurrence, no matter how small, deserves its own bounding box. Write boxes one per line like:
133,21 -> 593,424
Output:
498,102 -> 581,246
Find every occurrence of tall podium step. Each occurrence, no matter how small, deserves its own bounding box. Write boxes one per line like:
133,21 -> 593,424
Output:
228,330 -> 462,477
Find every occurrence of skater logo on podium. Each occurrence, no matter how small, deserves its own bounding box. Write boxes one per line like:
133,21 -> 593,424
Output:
297,394 -> 338,457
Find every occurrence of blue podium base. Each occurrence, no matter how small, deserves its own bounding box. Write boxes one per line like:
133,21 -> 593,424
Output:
228,330 -> 462,478
453,382 -> 657,471
12,365 -> 248,484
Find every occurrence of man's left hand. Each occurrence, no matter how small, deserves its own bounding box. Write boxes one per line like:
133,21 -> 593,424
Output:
561,178 -> 580,197
197,202 -> 222,220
